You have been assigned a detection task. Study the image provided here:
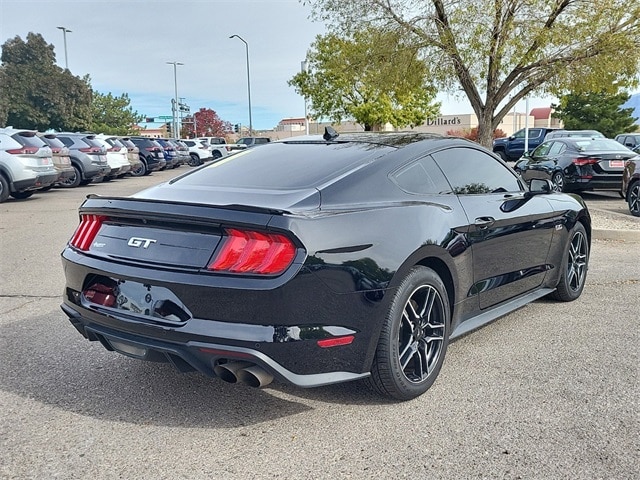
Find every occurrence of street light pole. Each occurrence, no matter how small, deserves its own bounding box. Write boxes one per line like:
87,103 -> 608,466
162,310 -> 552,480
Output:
229,34 -> 252,135
56,26 -> 72,70
166,61 -> 184,138
301,60 -> 309,135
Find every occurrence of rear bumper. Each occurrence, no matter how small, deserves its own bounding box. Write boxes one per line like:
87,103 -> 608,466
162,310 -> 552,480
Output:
566,174 -> 623,191
61,303 -> 369,388
60,247 -> 387,386
13,172 -> 59,192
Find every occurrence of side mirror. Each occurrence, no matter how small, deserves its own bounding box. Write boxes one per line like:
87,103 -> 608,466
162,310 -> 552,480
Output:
529,178 -> 553,193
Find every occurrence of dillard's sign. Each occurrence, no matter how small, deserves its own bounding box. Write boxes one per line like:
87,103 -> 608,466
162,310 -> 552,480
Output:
426,116 -> 462,126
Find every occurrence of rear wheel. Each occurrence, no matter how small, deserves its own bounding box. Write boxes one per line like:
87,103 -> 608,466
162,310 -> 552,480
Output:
628,181 -> 640,217
0,175 -> 10,203
188,153 -> 201,167
551,222 -> 589,302
366,266 -> 450,401
58,165 -> 81,188
551,171 -> 565,192
131,159 -> 147,177
212,150 -> 222,160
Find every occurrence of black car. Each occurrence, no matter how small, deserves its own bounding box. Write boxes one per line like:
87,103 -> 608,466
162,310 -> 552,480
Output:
514,137 -> 638,193
622,156 -> 639,216
129,137 -> 167,176
61,131 -> 591,400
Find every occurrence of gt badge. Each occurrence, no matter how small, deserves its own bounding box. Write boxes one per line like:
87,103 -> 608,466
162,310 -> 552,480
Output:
127,237 -> 157,249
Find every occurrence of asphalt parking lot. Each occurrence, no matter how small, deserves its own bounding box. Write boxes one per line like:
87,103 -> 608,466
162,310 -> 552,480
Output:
1,167 -> 638,479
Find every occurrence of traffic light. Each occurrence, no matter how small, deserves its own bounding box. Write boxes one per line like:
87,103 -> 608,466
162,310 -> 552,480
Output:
234,123 -> 240,133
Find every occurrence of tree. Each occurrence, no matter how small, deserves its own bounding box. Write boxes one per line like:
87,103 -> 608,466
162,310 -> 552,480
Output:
288,27 -> 439,131
552,90 -> 638,138
0,33 -> 92,130
91,91 -> 143,135
305,0 -> 640,146
182,108 -> 232,138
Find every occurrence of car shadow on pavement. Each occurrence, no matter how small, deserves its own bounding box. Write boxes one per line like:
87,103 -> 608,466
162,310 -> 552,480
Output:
0,306 -> 392,428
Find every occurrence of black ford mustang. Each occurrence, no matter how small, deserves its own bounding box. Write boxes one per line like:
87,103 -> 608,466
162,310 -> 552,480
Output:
61,131 -> 591,400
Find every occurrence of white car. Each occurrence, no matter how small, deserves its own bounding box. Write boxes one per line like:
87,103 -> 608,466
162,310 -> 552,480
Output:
182,139 -> 213,166
0,127 -> 58,202
197,137 -> 229,160
94,134 -> 131,179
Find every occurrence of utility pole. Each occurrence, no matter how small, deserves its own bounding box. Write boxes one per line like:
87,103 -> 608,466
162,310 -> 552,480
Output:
166,61 -> 184,137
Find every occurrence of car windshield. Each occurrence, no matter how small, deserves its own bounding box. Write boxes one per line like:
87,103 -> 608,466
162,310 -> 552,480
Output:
573,139 -> 633,152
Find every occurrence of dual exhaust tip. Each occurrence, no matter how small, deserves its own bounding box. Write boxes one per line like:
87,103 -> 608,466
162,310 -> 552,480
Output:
214,361 -> 274,388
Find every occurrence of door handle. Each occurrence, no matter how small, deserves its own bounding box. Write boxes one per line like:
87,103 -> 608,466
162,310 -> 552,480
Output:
474,217 -> 495,229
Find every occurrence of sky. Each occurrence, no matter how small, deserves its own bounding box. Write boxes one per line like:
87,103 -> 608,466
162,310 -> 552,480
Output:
2,0 -> 634,131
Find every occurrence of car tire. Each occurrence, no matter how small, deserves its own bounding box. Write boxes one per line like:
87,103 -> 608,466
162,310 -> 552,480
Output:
366,266 -> 450,401
131,160 -> 147,177
212,150 -> 222,160
551,171 -> 565,192
58,165 -> 81,188
494,150 -> 508,162
0,175 -> 10,203
627,181 -> 640,217
10,191 -> 34,200
188,154 -> 201,167
551,222 -> 589,302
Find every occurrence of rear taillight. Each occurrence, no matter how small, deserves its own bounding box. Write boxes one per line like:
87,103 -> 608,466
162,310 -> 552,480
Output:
79,147 -> 101,153
146,147 -> 160,152
6,147 -> 39,155
573,157 -> 599,166
69,214 -> 108,251
51,147 -> 61,154
208,228 -> 296,275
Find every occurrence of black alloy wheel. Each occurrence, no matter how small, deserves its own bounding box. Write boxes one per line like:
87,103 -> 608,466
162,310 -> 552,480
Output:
188,153 -> 201,167
131,160 -> 147,177
58,165 -> 81,188
211,150 -> 223,160
367,266 -> 450,400
551,222 -> 589,302
551,171 -> 565,192
628,181 -> 640,217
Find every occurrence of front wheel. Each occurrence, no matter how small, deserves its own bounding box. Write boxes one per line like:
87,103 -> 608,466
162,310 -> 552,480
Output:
366,266 -> 450,401
627,181 -> 640,217
551,222 -> 589,302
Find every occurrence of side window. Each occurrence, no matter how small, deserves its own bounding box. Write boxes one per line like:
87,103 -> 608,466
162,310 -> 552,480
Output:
391,156 -> 452,195
432,147 -> 522,194
529,128 -> 542,139
513,129 -> 525,139
58,136 -> 73,147
548,142 -> 565,155
532,142 -> 552,157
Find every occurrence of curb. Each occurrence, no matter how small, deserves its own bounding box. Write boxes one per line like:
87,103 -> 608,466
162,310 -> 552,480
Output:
592,229 -> 640,242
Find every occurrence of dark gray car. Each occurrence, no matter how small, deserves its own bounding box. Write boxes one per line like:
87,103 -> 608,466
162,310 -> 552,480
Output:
56,133 -> 111,187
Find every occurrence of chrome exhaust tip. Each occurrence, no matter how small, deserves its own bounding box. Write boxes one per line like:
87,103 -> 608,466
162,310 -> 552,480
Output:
213,361 -> 252,384
237,365 -> 274,388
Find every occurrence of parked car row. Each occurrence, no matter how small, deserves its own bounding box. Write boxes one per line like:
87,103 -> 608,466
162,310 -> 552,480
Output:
497,129 -> 640,216
0,127 -> 215,203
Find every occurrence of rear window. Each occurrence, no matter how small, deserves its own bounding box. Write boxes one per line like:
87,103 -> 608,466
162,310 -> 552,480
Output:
12,132 -> 46,148
40,136 -> 65,148
174,142 -> 392,190
573,139 -> 633,152
106,138 -> 125,148
82,137 -> 104,148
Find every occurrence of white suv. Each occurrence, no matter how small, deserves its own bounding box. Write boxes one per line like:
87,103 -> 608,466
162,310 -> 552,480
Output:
182,139 -> 212,166
94,134 -> 131,179
0,127 -> 58,202
197,137 -> 229,160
